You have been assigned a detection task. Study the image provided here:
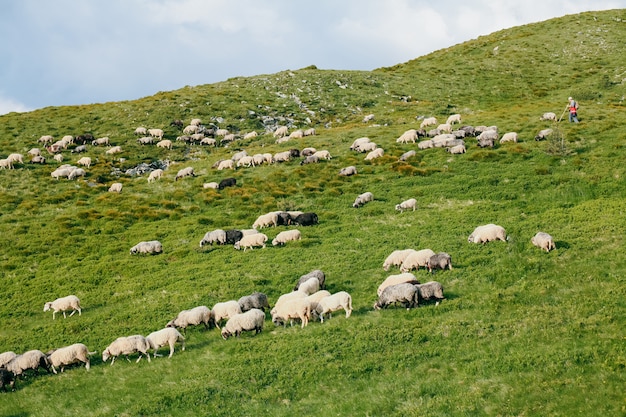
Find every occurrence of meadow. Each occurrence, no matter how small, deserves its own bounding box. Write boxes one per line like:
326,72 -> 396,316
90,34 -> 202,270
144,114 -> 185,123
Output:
0,9 -> 624,417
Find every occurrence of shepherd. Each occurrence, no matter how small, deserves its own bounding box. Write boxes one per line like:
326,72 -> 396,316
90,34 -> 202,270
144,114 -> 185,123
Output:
567,96 -> 579,123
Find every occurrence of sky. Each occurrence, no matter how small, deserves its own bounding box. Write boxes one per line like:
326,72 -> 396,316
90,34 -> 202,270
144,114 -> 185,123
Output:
0,0 -> 624,115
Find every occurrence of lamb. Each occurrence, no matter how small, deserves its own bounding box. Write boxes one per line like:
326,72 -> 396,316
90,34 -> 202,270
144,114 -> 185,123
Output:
468,224 -> 507,244
67,167 -> 86,180
427,253 -> 453,272
339,166 -> 357,176
399,150 -> 416,161
365,147 -> 384,161
540,112 -> 557,121
43,295 -> 81,320
130,240 -> 163,255
221,309 -> 265,340
312,150 -> 331,160
273,126 -> 289,138
175,166 -> 195,181
147,169 -> 164,183
0,351 -> 17,368
105,146 -> 122,155
535,128 -> 553,141
212,301 -> 242,328
383,249 -> 416,271
500,132 -> 518,143
373,283 -> 419,310
200,229 -> 227,246
447,144 -> 466,154
217,159 -> 235,170
102,335 -> 151,365
238,292 -> 271,312
531,232 -> 555,252
234,233 -> 268,251
271,298 -> 311,328
272,229 -> 301,246
92,137 -> 110,146
378,273 -> 419,296
166,305 -> 212,331
296,277 -> 320,296
446,114 -> 462,125
294,269 -> 326,291
108,182 -> 123,193
47,343 -> 96,373
146,327 -> 185,358
419,117 -> 437,129
396,129 -> 418,144
148,128 -> 164,139
353,191 -> 374,208
4,350 -> 51,376
395,198 -> 417,213
252,212 -> 279,229
400,249 -> 436,272
315,291 -> 352,323
416,281 -> 445,304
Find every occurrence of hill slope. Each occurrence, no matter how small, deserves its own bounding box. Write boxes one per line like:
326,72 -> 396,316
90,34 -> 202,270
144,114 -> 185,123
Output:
0,9 -> 624,417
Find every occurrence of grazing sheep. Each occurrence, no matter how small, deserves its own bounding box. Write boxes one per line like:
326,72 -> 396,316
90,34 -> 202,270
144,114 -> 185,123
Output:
238,292 -> 271,312
273,291 -> 307,313
175,166 -> 195,181
215,128 -> 229,137
7,153 -> 24,164
92,137 -> 110,146
446,114 -> 462,125
130,240 -> 163,255
289,129 -> 304,139
273,126 -> 289,138
231,150 -> 248,162
304,128 -> 316,136
234,233 -> 268,251
218,178 -> 236,190
301,155 -> 319,165
339,166 -> 357,176
252,212 -> 279,229
146,328 -> 185,358
378,273 -> 419,296
447,144 -> 466,154
437,123 -> 452,133
315,291 -> 352,323
374,283 -> 419,310
4,350 -> 51,376
217,159 -> 235,170
0,368 -> 15,392
271,298 -> 311,328
39,135 -> 54,144
43,295 -> 81,320
221,309 -> 265,340
166,306 -> 212,331
399,150 -> 416,161
353,191 -> 374,208
27,148 -> 41,157
400,249 -> 437,272
67,167 -> 86,180
200,229 -> 227,247
0,352 -> 17,368
468,224 -> 507,244
294,269 -> 326,291
531,232 -> 555,252
236,155 -> 255,168
312,150 -> 331,160
362,113 -> 375,122
30,155 -> 46,164
420,117 -> 437,129
383,249 -> 416,271
108,182 -> 123,193
148,128 -> 164,139
200,137 -> 217,146
190,118 -> 202,126
137,136 -> 154,145
212,301 -> 242,328
134,127 -> 147,136
418,139 -> 434,149
416,281 -> 445,304
147,169 -> 164,183
272,229 -> 301,246
432,133 -> 456,148
477,130 -> 498,147
365,147 -> 384,160
243,131 -> 258,140
395,198 -> 417,213
105,145 -> 122,155
305,290 -> 332,308
273,151 -> 291,163
349,137 -> 371,150
540,112 -> 557,121
500,132 -> 518,143
183,125 -> 199,135
396,129 -> 418,144
535,128 -> 553,141
47,343 -> 96,373
356,141 -> 378,153
203,180 -> 220,188
50,165 -> 75,179
53,154 -> 64,163
427,253 -> 452,272
225,229 -> 244,244
296,277 -> 320,296
102,335 -> 151,365
293,212 -> 318,226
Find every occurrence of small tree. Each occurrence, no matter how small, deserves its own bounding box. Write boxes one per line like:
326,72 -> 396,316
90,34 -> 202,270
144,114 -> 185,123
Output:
545,125 -> 571,156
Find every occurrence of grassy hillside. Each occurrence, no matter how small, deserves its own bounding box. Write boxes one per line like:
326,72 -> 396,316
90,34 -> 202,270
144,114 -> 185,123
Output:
1,9 -> 624,417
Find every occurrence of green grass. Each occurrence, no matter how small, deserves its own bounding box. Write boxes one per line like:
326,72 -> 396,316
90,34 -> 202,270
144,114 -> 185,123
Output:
1,9 -> 625,417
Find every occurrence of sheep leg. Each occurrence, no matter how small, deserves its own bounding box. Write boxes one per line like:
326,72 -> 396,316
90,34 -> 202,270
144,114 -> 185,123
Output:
110,356 -> 117,366
68,310 -> 76,317
63,311 -> 67,319
168,342 -> 175,358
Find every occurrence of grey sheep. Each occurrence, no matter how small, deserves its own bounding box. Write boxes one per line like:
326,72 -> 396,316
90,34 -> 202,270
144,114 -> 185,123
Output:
238,292 -> 271,312
5,350 -> 51,376
427,253 -> 453,273
294,269 -> 326,291
373,283 -> 419,310
415,281 -> 445,304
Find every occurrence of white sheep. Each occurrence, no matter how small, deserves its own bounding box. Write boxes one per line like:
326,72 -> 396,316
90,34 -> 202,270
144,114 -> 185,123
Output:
0,351 -> 17,368
378,273 -> 419,296
215,128 -> 229,137
353,191 -> 374,208
418,139 -> 434,149
31,155 -> 46,164
540,112 -> 557,121
102,335 -> 151,365
362,113 -> 375,122
217,159 -> 235,170
148,128 -> 164,139
315,291 -> 352,323
272,291 -> 307,313
535,128 -> 553,141
137,136 -> 154,145
43,295 -> 82,320
190,118 -> 202,126
47,343 -> 96,373
241,228 -> 259,236
236,155 -> 255,168
134,127 -> 147,135
7,153 -> 24,164
199,229 -> 225,247
146,327 -> 185,358
312,150 -> 331,160
53,154 -> 64,163
50,165 -> 75,179
356,141 -> 378,153
251,154 -> 265,165
212,301 -> 242,328
383,249 -> 416,271
273,126 -> 289,138
92,137 -> 110,146
339,166 -> 357,176
446,144 -> 466,154
271,298 -> 311,328
396,129 -> 418,144
147,169 -> 164,183
304,128 -> 316,136
400,249 -> 436,272
175,166 -> 195,181
365,148 -> 384,161
296,277 -> 320,296
252,212 -> 279,229
5,350 -> 50,376
221,309 -> 265,340
420,117 -> 437,129
446,114 -> 462,125
350,137 -> 371,150
531,232 -> 555,252
395,198 -> 417,213
183,125 -> 199,135
234,233 -> 268,251
243,131 -> 258,140
166,305 -> 212,331
200,137 -> 217,146
273,151 -> 291,163
289,129 -> 304,139
108,182 -> 123,193
500,132 -> 518,143
437,123 -> 452,133
468,224 -> 507,244
272,229 -> 301,246
39,135 -> 54,144
27,148 -> 41,157
67,167 -> 86,180
105,146 -> 122,155
0,159 -> 13,169
262,153 -> 274,164
130,240 -> 163,255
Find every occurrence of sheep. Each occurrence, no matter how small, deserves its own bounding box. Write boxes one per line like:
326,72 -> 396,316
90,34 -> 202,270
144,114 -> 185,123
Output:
315,291 -> 353,323
396,129 -> 418,143
67,167 -> 86,180
271,298 -> 311,328
43,295 -> 82,320
148,128 -> 164,139
252,212 -> 279,229
356,141 -> 378,153
146,328 -> 185,358
190,118 -> 202,126
251,154 -> 265,165
500,132 -> 518,143
353,191 -> 374,208
234,233 -> 268,251
39,135 -> 54,144
27,148 -> 41,157
294,269 -> 326,291
540,112 -> 557,121
395,198 -> 417,213
217,159 -> 235,170
4,350 -> 51,376
53,154 -> 64,163
432,133 -> 456,148
437,123 -> 452,133
535,128 -> 553,141
30,155 -> 45,164
427,253 -> 452,272
447,144 -> 466,154
236,155 -> 255,168
289,129 -> 304,139
212,301 -> 242,328
477,130 -> 498,147
399,150 -> 416,161
378,273 -> 419,296
400,249 -> 437,272
200,229 -> 227,247
7,153 -> 24,164
262,153 -> 274,164
273,291 -> 307,313
130,240 -> 163,255
175,166 -> 195,181
272,229 -> 301,246
166,306 -> 212,331
273,126 -> 289,138
183,125 -> 199,135
102,335 -> 151,365
301,155 -> 319,165
0,351 -> 17,368
273,151 -> 291,163
231,150 -> 248,162
105,146 -> 122,155
0,368 -> 15,392
137,136 -> 154,145
296,277 -> 320,296
349,137 -> 371,150
221,309 -> 265,340
468,224 -> 507,244
47,343 -> 96,373
362,113 -> 375,122
303,128 -> 316,136
531,232 -> 555,252
134,127 -> 147,135
225,229 -> 243,244
293,212 -> 318,226
305,290 -> 331,307
420,117 -> 437,129
373,283 -> 419,310
147,169 -> 164,183
200,137 -> 217,146
312,150 -> 331,160
92,137 -> 110,146
238,292 -> 271,312
243,131 -> 258,140
365,147 -> 384,161
50,165 -> 75,179
418,139 -> 434,149
108,182 -> 123,193
215,128 -> 229,137
415,281 -> 445,304
275,137 -> 290,144
383,249 -> 416,271
446,114 -> 462,125
339,166 -> 357,176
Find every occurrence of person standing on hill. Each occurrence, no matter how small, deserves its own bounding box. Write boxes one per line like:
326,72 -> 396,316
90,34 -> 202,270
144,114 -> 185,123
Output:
567,96 -> 579,123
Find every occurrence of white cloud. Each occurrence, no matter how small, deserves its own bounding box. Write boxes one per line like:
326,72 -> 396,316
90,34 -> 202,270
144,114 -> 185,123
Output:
0,95 -> 31,116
